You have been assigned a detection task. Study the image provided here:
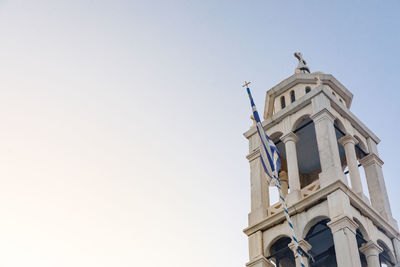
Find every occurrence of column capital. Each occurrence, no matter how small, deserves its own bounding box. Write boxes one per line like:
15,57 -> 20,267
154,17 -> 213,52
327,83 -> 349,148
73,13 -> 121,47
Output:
280,132 -> 299,143
246,256 -> 275,267
359,153 -> 384,167
310,108 -> 336,124
338,134 -> 358,146
289,239 -> 312,267
289,239 -> 312,253
327,215 -> 359,234
278,170 -> 288,182
359,240 -> 383,256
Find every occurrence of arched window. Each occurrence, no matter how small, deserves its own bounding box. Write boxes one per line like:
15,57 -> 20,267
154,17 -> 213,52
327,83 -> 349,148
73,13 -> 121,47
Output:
305,86 -> 311,93
280,96 -> 286,109
378,241 -> 395,266
305,219 -> 337,266
268,237 -> 295,267
290,90 -> 296,103
332,91 -> 336,97
355,228 -> 368,267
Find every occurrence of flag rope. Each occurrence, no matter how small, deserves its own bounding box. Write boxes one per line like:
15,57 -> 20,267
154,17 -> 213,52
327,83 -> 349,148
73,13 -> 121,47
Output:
272,172 -> 306,267
244,82 -> 306,267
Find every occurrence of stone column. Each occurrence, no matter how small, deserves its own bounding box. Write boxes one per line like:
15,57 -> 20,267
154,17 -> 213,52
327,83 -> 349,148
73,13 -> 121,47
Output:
249,231 -> 263,260
360,241 -> 382,267
359,154 -> 392,219
338,134 -> 363,196
248,153 -> 270,225
247,231 -> 275,267
279,170 -> 289,197
289,239 -> 312,267
310,109 -> 347,187
327,190 -> 361,267
327,216 -> 362,267
280,132 -> 301,204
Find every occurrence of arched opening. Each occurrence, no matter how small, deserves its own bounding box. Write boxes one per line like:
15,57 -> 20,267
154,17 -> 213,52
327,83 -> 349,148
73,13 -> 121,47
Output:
281,96 -> 286,109
378,240 -> 395,267
305,86 -> 311,94
353,217 -> 369,241
291,116 -> 321,188
354,221 -> 368,267
353,135 -> 370,200
268,236 -> 295,267
305,219 -> 337,266
354,135 -> 368,158
290,90 -> 296,103
333,119 -> 350,184
270,132 -> 285,204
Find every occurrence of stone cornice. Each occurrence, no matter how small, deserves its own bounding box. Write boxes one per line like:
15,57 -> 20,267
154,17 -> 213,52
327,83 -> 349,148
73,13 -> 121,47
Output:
243,86 -> 380,144
280,132 -> 299,143
246,149 -> 261,162
263,73 -> 353,119
359,153 -> 384,167
243,180 -> 400,239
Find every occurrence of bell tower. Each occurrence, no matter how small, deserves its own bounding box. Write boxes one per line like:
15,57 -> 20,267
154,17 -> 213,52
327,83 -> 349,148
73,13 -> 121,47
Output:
243,54 -> 400,267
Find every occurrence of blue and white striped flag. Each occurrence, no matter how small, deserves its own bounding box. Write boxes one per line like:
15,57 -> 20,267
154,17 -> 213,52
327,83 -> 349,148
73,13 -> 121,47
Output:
244,81 -> 308,267
245,83 -> 281,184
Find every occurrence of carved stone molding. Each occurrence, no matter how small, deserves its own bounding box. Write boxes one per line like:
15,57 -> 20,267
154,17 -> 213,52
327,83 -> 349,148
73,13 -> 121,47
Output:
338,134 -> 358,146
359,153 -> 384,167
280,132 -> 299,144
327,215 -> 359,235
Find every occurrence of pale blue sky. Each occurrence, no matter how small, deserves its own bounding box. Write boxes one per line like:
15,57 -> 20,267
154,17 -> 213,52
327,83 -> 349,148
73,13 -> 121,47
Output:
0,1 -> 399,267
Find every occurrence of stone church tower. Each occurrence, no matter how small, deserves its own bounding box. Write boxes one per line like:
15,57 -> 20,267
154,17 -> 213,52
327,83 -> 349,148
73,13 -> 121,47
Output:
243,56 -> 400,267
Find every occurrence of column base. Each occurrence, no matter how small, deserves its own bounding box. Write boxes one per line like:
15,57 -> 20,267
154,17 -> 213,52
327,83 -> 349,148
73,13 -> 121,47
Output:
246,256 -> 275,267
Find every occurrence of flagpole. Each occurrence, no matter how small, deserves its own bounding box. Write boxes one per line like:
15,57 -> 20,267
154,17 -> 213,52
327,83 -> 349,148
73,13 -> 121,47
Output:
243,82 -> 307,267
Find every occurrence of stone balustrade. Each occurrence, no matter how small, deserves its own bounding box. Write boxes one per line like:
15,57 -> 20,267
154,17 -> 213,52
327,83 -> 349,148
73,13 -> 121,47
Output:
267,180 -> 321,216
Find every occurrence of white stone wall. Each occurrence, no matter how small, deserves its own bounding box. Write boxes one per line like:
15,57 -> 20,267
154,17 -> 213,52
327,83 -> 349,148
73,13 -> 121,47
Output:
244,73 -> 400,267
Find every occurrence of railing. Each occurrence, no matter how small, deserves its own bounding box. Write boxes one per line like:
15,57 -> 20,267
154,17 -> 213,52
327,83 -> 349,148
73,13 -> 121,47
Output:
269,202 -> 283,216
267,180 -> 321,216
301,180 -> 321,198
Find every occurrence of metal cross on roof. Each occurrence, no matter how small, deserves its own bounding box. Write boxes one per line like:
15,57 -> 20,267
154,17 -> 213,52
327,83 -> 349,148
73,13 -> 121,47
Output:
242,81 -> 251,88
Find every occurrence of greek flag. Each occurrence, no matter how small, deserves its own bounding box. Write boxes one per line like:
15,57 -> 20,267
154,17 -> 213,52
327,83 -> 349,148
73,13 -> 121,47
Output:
245,83 -> 281,184
244,82 -> 309,266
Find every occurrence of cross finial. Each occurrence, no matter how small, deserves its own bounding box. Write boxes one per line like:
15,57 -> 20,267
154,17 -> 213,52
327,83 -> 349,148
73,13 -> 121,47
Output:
294,52 -> 310,74
242,81 -> 251,88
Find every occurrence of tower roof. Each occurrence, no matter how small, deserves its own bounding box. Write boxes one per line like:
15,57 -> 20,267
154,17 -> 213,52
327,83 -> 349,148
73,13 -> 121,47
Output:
263,73 -> 353,119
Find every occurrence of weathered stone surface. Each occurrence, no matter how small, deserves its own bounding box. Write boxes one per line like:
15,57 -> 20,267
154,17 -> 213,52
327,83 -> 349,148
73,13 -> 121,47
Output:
244,66 -> 399,267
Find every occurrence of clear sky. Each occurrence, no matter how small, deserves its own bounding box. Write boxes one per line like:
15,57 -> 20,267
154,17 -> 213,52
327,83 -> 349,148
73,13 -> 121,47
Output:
0,1 -> 399,267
